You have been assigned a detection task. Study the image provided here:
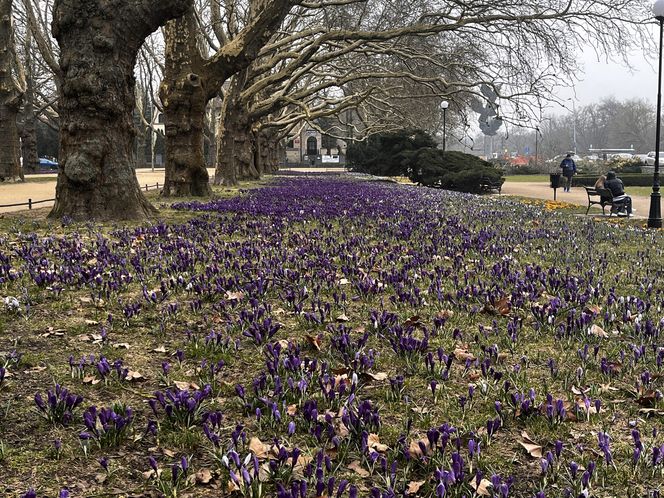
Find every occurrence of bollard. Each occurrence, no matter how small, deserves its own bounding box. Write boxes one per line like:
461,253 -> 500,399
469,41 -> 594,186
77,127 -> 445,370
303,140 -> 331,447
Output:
28,198 -> 32,210
156,182 -> 159,189
146,184 -> 148,191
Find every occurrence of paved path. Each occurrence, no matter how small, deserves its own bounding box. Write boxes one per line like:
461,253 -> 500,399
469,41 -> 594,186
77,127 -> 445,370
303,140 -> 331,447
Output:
0,169 -> 214,214
0,168 -> 347,214
0,171 -> 648,218
501,181 -> 649,219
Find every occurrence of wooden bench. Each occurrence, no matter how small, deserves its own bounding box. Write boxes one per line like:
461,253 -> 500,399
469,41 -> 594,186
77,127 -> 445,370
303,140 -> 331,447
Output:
584,186 -> 629,216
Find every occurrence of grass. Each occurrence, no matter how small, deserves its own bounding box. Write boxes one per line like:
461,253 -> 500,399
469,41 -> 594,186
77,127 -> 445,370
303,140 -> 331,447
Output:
504,174 -> 550,183
0,176 -> 663,497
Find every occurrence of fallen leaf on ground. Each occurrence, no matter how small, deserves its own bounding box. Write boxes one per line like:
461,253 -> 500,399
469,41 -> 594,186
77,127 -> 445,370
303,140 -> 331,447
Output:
126,370 -> 144,382
368,433 -> 388,452
347,460 -> 370,478
518,439 -> 543,458
305,334 -> 322,351
196,468 -> 214,484
362,371 -> 388,381
406,480 -> 425,494
470,478 -> 492,496
83,375 -> 101,385
589,324 -> 608,338
249,437 -> 268,459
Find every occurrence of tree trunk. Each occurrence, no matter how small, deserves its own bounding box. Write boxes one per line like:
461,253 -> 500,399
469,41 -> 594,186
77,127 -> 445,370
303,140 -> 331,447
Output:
255,128 -> 281,174
49,0 -> 191,220
164,0 -> 293,189
160,9 -> 210,197
18,32 -> 39,175
0,0 -> 23,182
214,70 -> 259,185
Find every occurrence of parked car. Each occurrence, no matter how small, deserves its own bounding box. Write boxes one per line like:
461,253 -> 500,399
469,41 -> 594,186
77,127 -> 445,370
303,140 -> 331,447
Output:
632,153 -> 649,164
610,152 -> 635,161
645,151 -> 664,166
38,157 -> 59,170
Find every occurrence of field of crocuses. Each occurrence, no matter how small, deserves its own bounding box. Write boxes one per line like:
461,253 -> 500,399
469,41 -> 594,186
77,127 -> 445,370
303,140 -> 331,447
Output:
0,175 -> 663,497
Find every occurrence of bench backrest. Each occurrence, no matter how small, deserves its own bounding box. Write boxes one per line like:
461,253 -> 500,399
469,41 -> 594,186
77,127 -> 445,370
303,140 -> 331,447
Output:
584,186 -> 599,196
596,187 -> 614,200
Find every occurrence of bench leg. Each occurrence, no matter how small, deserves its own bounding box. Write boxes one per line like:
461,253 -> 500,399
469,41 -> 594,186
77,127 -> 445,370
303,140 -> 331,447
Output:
586,203 -> 591,215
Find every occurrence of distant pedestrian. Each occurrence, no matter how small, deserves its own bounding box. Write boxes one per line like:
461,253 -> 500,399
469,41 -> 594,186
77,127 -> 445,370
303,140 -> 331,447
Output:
604,171 -> 632,216
559,153 -> 577,192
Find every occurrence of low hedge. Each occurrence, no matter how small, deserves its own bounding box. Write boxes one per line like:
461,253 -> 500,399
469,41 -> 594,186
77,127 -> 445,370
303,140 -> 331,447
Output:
572,173 -> 656,187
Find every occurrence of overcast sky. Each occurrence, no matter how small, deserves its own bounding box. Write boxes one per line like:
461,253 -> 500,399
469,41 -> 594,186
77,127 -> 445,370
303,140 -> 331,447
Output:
552,26 -> 659,113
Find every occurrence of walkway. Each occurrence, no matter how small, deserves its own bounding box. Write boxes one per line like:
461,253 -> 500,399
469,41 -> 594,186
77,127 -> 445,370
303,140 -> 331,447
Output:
501,182 -> 649,219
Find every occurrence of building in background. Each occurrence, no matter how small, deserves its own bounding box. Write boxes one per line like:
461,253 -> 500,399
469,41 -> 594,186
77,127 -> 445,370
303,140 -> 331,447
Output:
285,123 -> 345,166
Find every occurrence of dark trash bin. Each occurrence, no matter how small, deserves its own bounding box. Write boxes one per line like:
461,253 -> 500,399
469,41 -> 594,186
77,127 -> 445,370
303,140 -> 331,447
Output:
550,173 -> 562,189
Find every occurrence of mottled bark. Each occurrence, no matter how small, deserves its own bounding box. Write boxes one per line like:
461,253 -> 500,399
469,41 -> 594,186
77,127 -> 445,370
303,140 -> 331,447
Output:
0,0 -> 23,181
255,128 -> 280,175
18,33 -> 39,175
49,0 -> 191,220
162,0 -> 292,194
215,70 -> 258,185
161,10 -> 210,197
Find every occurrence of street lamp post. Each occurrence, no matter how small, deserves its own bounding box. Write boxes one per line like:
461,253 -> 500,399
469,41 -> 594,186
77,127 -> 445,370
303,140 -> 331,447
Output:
535,127 -> 540,169
649,0 -> 664,228
441,100 -> 449,152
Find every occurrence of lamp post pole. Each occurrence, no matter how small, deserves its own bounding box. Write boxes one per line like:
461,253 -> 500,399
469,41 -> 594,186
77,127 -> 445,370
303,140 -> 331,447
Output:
535,127 -> 539,169
441,100 -> 449,152
649,1 -> 664,228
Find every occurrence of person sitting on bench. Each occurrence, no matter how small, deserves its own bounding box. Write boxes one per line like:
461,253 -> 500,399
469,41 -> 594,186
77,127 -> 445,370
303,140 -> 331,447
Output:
604,171 -> 632,216
594,175 -> 612,204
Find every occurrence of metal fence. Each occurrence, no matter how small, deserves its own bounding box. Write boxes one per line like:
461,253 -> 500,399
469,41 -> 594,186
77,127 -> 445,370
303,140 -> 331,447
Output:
0,183 -> 162,211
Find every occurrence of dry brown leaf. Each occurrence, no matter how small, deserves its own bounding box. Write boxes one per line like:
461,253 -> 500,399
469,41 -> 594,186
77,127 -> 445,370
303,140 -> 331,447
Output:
406,480 -> 425,494
589,324 -> 608,338
494,297 -> 511,316
470,478 -> 492,496
23,365 -> 47,374
338,278 -> 350,285
403,315 -> 422,328
196,468 -> 214,484
436,309 -> 454,320
408,439 -> 430,458
287,404 -> 298,416
126,370 -> 144,382
162,448 -> 177,457
83,375 -> 101,385
585,304 -> 602,315
518,440 -> 543,458
453,347 -> 476,362
368,433 -> 388,452
173,380 -> 199,390
113,343 -> 130,349
362,371 -> 388,382
347,460 -> 370,478
336,313 -> 350,322
305,334 -> 322,351
249,437 -> 268,459
225,291 -> 245,301
84,319 -> 99,326
153,345 -> 167,353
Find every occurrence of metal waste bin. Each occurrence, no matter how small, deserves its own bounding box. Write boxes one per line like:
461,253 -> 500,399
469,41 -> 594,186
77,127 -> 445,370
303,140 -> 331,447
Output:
549,173 -> 562,189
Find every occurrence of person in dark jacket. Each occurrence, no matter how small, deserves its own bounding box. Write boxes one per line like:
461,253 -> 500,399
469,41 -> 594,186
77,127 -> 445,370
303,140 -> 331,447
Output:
604,170 -> 632,216
559,153 -> 577,192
